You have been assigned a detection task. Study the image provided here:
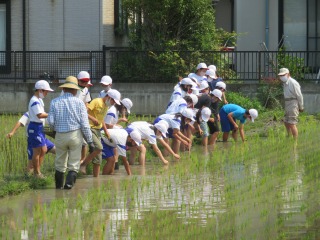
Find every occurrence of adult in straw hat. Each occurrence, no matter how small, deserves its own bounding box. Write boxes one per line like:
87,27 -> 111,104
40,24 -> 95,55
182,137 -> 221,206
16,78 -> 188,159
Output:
278,68 -> 304,139
48,76 -> 93,189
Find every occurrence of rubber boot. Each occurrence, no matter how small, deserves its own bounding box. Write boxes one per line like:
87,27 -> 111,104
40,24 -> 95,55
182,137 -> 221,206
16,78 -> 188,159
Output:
55,170 -> 65,189
64,171 -> 77,189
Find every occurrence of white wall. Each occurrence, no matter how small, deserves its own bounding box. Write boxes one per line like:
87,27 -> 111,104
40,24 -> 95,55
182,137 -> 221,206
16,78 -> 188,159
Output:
10,0 -> 128,51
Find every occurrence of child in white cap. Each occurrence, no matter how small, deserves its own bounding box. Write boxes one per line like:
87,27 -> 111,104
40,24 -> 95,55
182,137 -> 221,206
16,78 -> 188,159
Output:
27,80 -> 54,178
80,89 -> 121,177
99,75 -> 113,98
154,108 -> 194,154
125,121 -> 180,165
100,129 -> 142,175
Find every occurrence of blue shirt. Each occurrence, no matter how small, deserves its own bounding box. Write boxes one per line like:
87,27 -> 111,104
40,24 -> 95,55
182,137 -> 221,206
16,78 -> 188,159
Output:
221,104 -> 247,124
48,92 -> 93,142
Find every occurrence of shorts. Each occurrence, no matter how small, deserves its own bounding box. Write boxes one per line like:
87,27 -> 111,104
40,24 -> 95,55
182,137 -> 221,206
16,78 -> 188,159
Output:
91,128 -> 103,165
200,121 -> 209,137
207,118 -> 220,134
219,109 -> 235,133
28,122 -> 46,148
101,140 -> 115,159
284,99 -> 299,124
27,138 -> 55,160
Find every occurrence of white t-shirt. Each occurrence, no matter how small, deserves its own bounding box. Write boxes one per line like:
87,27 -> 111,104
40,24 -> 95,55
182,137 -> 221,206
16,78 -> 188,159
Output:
28,96 -> 45,124
76,87 -> 91,103
158,114 -> 181,130
128,121 -> 160,145
101,129 -> 128,157
19,112 -> 30,136
165,98 -> 188,115
104,105 -> 118,126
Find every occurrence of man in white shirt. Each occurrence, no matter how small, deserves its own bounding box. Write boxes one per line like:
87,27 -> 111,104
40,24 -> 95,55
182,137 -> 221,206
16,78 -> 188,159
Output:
278,68 -> 304,139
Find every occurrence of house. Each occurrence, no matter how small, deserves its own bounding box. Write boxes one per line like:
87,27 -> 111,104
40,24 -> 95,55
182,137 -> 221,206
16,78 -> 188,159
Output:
215,0 -> 319,52
0,0 -> 128,74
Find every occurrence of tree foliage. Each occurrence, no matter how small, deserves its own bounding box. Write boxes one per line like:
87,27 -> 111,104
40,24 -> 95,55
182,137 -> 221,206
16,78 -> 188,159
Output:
123,0 -> 231,51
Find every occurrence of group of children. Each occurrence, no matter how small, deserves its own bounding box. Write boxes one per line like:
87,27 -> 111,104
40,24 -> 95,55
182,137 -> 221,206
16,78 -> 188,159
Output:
6,62 -> 259,179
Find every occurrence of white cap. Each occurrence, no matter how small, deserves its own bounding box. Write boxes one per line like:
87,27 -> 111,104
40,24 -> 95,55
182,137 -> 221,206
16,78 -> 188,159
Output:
188,94 -> 198,105
100,75 -> 113,85
121,98 -> 133,113
181,78 -> 194,85
181,108 -> 194,120
206,69 -> 217,79
129,130 -> 142,146
196,63 -> 208,70
201,107 -> 211,122
35,80 -> 54,91
198,81 -> 209,91
209,89 -> 222,101
208,65 -> 217,71
77,71 -> 90,81
278,68 -> 289,76
249,109 -> 258,122
106,89 -> 121,105
216,81 -> 226,90
154,120 -> 169,138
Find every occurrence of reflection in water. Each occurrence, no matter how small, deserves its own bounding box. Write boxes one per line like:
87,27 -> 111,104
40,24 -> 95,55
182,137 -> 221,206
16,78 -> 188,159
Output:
0,134 -> 320,239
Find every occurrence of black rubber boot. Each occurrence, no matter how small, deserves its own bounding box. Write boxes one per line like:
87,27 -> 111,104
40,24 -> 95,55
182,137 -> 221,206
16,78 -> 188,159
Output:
64,171 -> 77,190
55,170 -> 65,189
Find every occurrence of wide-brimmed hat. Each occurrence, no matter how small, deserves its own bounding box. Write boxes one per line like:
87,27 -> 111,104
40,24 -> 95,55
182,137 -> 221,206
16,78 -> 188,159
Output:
35,80 -> 54,91
59,76 -> 80,90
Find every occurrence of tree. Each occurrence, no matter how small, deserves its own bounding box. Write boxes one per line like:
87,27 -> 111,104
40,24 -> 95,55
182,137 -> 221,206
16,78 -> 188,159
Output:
123,0 -> 230,51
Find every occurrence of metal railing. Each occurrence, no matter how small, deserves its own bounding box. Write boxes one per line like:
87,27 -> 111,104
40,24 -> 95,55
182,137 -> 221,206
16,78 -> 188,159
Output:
1,50 -> 320,83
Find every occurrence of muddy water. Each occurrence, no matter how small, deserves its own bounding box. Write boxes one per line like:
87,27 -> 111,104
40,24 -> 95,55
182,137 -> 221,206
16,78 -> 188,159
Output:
1,139 -> 320,239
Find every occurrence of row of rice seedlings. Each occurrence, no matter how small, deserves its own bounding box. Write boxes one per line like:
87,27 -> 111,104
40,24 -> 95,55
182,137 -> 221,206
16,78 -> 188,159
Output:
0,113 -> 320,238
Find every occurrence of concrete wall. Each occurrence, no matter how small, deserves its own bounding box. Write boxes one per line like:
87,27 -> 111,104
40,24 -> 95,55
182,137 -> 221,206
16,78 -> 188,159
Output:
0,82 -> 319,115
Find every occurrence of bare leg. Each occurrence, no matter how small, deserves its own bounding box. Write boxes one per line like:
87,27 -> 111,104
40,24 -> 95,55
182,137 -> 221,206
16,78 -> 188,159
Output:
231,130 -> 238,141
80,149 -> 102,174
32,146 -> 46,176
93,164 -> 100,177
80,145 -> 87,164
285,122 -> 298,139
222,132 -> 229,142
172,138 -> 181,154
202,136 -> 208,147
128,146 -> 137,165
137,144 -> 146,166
208,132 -> 219,145
102,156 -> 116,175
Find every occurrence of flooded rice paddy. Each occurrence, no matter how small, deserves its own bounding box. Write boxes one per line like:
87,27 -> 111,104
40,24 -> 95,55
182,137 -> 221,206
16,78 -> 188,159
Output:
1,117 -> 320,239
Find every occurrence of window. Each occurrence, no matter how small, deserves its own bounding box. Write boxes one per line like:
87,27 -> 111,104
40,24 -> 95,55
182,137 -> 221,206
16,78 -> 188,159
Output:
114,0 -> 128,36
280,0 -> 320,51
0,0 -> 10,73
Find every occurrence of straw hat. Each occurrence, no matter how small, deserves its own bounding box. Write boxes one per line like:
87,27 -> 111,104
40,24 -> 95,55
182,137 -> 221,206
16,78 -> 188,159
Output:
59,76 -> 80,90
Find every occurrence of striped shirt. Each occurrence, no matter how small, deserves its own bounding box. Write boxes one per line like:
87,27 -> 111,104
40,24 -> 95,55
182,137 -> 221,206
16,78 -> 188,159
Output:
48,92 -> 92,143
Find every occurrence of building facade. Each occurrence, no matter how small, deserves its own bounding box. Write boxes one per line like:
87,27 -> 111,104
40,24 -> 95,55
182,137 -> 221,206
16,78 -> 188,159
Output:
215,0 -> 320,52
